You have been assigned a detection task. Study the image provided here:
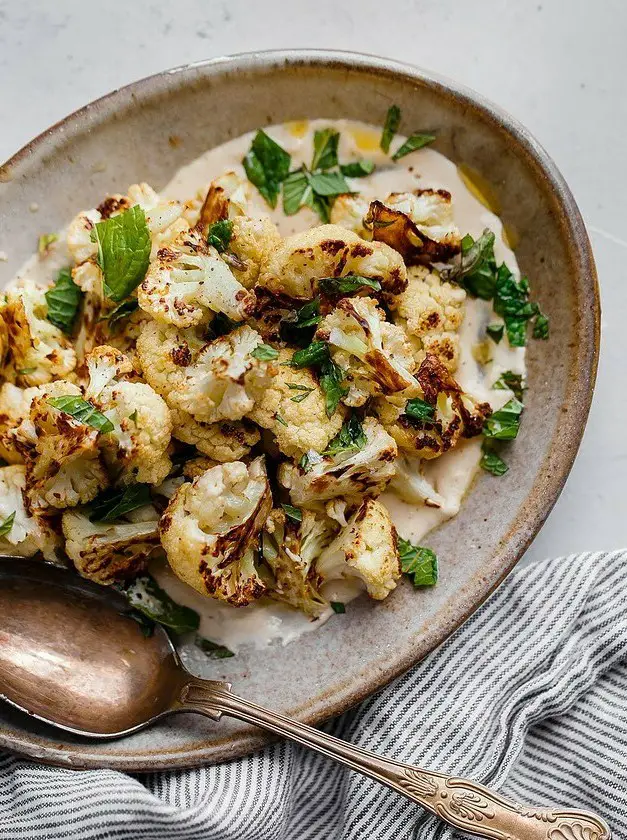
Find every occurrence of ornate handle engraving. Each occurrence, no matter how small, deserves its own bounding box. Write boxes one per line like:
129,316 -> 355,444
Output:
179,683 -> 611,840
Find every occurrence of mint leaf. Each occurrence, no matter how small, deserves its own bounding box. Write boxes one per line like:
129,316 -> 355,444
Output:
398,537 -> 438,587
454,231 -> 498,299
320,359 -> 347,417
483,398 -> 523,440
290,341 -> 330,369
340,160 -> 375,178
251,343 -> 279,361
45,268 -> 83,334
324,415 -> 366,456
107,298 -> 139,332
306,171 -> 351,197
381,105 -> 401,153
305,190 -> 332,223
533,312 -> 549,339
330,601 -> 345,614
206,219 -> 233,253
392,132 -> 436,161
493,371 -> 524,402
404,397 -> 435,423
480,444 -> 509,476
486,323 -> 504,344
93,205 -> 151,302
196,635 -> 235,659
311,128 -> 340,171
279,299 -> 322,347
281,503 -> 302,523
47,396 -> 114,433
89,484 -> 152,523
209,312 -> 239,338
243,130 -> 291,208
0,512 -> 15,537
318,275 -> 381,295
124,574 -> 200,635
283,168 -> 312,216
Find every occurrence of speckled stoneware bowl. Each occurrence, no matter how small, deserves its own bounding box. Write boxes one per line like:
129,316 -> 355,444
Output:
0,50 -> 599,770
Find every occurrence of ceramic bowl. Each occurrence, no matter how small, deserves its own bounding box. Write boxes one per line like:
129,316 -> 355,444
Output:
0,50 -> 599,770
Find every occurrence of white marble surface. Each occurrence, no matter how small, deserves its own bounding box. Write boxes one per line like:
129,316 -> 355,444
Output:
0,0 -> 624,563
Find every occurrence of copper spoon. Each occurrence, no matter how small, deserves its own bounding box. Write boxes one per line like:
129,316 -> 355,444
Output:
0,557 -> 610,840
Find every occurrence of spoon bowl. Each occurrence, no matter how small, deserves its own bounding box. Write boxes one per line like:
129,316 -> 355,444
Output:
0,556 -> 611,840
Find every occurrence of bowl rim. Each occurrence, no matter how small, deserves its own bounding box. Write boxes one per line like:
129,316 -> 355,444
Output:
0,49 -> 600,770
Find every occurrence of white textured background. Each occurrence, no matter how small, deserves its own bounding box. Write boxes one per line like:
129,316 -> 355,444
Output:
0,0 -> 624,563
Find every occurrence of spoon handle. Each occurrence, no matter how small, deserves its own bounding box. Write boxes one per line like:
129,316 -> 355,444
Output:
181,680 -> 610,840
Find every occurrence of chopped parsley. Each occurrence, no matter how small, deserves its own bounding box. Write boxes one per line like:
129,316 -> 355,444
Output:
45,268 -> 83,335
0,512 -> 15,537
392,132 -> 436,161
89,484 -> 152,523
251,343 -> 279,361
243,130 -> 291,208
281,503 -> 303,523
404,397 -> 435,424
92,205 -> 151,302
318,275 -> 381,296
330,601 -> 346,614
324,415 -> 366,456
47,396 -> 114,434
483,398 -> 523,440
398,538 -> 438,587
380,105 -> 401,153
206,219 -> 233,253
195,635 -> 235,659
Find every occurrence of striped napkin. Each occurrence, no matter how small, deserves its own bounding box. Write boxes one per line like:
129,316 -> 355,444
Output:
0,550 -> 625,839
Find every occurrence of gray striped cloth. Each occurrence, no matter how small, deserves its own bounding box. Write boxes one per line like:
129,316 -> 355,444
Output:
0,550 -> 625,839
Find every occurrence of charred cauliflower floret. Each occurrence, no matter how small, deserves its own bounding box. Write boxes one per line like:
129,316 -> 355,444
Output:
392,265 -> 466,372
315,498 -> 401,600
198,171 -> 252,224
84,346 -> 172,486
138,227 -> 256,328
259,224 -> 407,299
374,354 -> 491,459
2,284 -> 77,386
329,194 -> 371,238
248,348 -> 345,458
279,416 -> 397,506
0,465 -> 61,560
261,508 -> 337,616
365,189 -> 461,266
13,381 -> 108,510
160,458 -> 272,605
62,506 -> 161,584
169,409 -> 260,462
315,296 -> 417,404
0,383 -> 39,464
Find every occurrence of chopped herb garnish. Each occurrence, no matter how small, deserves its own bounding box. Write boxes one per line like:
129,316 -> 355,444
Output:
290,387 -> 313,403
251,343 -> 279,361
330,601 -> 346,614
381,105 -> 401,153
392,132 -> 436,161
398,537 -> 438,587
196,635 -> 235,659
533,312 -> 550,340
280,299 -> 322,346
299,452 -> 311,472
45,268 -> 83,335
319,359 -> 348,417
318,275 -> 381,296
275,413 -> 288,427
92,205 -> 151,302
107,298 -> 139,332
129,410 -> 138,423
47,396 -> 114,434
306,170 -> 351,197
0,512 -> 15,537
404,397 -> 435,424
483,398 -> 523,440
324,415 -> 366,456
480,443 -> 509,477
210,312 -> 239,338
89,483 -> 152,523
243,130 -> 291,208
290,341 -> 330,368
486,323 -> 504,344
311,128 -> 340,171
123,574 -> 200,635
283,168 -> 312,216
206,219 -> 233,253
38,233 -> 58,254
340,160 -> 375,178
281,503 -> 303,523
16,368 -> 36,376
493,371 -> 525,402
452,231 -> 498,299
306,191 -> 333,224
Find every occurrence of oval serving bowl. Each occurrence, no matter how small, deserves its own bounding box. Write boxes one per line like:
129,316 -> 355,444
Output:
0,50 -> 599,771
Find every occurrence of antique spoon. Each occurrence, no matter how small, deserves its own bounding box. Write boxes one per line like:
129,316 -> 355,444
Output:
0,557 -> 610,840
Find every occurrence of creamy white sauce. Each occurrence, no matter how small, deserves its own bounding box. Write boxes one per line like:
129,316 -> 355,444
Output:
7,119 -> 525,653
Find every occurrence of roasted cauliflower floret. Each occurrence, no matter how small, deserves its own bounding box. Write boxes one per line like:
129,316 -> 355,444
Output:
374,354 -> 491,459
262,508 -> 337,616
138,227 -> 256,327
198,171 -> 252,224
169,409 -> 260,462
392,265 -> 466,372
0,465 -> 61,560
329,194 -> 371,238
62,506 -> 160,584
315,498 -> 401,600
160,457 -> 272,605
315,296 -> 417,404
386,190 -> 461,252
66,208 -> 101,264
389,455 -> 447,509
0,383 -> 39,463
248,348 -> 345,458
13,381 -> 108,510
259,224 -> 407,299
279,416 -> 397,506
2,284 -> 77,386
